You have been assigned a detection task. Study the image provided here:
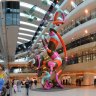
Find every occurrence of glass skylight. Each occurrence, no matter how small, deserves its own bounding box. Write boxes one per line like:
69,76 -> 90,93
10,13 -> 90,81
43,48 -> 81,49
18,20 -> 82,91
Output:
18,37 -> 30,41
18,33 -> 33,37
20,2 -> 46,14
20,13 -> 41,21
19,27 -> 35,33
20,21 -> 38,28
17,41 -> 23,44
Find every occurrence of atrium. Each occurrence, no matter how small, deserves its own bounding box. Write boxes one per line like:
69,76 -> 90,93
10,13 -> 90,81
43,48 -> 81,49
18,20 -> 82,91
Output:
0,0 -> 96,96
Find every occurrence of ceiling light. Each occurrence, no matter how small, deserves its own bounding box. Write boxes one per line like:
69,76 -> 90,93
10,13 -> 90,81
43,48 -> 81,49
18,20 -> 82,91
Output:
72,38 -> 74,40
71,1 -> 77,8
19,27 -> 35,33
85,30 -> 88,34
85,9 -> 88,14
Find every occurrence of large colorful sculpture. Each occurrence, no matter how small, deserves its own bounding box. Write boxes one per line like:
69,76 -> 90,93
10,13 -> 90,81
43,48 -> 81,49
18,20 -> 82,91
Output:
34,29 -> 67,89
33,10 -> 67,89
53,10 -> 65,26
41,28 -> 67,89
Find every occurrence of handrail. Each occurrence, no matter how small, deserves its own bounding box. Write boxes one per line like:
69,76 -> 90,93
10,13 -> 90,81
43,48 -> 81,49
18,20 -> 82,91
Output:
61,8 -> 96,36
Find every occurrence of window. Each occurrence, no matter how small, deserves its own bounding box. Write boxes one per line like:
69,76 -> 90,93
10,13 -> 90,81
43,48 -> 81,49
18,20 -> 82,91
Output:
3,1 -> 20,25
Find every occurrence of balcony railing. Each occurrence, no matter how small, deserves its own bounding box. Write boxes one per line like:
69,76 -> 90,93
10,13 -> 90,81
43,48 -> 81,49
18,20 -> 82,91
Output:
61,8 -> 96,36
57,32 -> 96,53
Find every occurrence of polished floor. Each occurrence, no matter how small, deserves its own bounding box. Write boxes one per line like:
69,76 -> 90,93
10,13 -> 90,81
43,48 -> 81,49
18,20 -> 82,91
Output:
12,85 -> 96,96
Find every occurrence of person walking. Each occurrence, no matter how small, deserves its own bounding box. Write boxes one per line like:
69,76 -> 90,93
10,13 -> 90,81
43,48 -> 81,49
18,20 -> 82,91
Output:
17,80 -> 22,92
12,80 -> 14,88
13,83 -> 17,94
30,79 -> 33,89
94,79 -> 96,86
25,78 -> 30,96
34,79 -> 37,88
6,81 -> 10,96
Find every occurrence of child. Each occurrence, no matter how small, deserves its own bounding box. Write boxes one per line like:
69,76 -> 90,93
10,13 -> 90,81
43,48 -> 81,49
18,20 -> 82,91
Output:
13,84 -> 17,93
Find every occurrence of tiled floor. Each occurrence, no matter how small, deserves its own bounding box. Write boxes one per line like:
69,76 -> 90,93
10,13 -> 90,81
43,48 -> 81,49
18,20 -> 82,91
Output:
12,85 -> 96,96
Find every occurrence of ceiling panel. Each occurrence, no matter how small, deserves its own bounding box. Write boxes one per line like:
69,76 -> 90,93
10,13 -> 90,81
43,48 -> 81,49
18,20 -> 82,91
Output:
17,0 -> 51,45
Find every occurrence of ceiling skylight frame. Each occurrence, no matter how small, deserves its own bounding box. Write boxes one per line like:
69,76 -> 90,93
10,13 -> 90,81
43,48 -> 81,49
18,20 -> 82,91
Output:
18,37 -> 30,41
18,33 -> 33,37
20,2 -> 46,14
19,27 -> 36,33
20,13 -> 42,21
20,21 -> 38,28
17,41 -> 23,44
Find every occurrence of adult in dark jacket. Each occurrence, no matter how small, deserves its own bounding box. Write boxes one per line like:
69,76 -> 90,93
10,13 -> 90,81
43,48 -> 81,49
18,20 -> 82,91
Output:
25,79 -> 30,96
30,80 -> 33,89
6,81 -> 10,96
34,79 -> 37,88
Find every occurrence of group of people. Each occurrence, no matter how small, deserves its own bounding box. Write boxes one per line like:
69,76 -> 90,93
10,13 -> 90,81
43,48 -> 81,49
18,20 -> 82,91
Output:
12,78 -> 38,96
76,78 -> 82,86
61,78 -> 83,86
25,78 -> 38,96
0,80 -> 11,96
61,79 -> 71,85
12,80 -> 22,93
